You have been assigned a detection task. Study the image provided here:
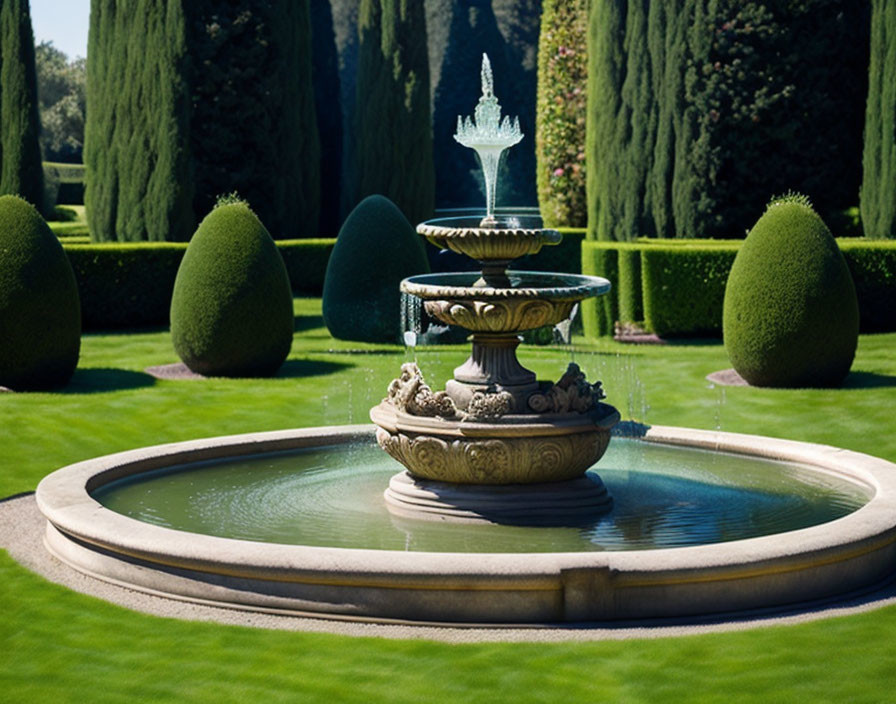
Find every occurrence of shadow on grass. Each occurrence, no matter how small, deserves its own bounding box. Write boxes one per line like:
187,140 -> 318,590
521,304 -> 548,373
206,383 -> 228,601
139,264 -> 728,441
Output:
275,359 -> 353,378
843,371 -> 896,389
60,368 -> 157,394
658,337 -> 723,347
294,314 -> 325,333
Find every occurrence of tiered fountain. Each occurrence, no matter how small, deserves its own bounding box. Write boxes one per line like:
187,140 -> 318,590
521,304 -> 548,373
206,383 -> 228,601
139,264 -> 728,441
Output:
371,55 -> 619,524
32,55 -> 896,626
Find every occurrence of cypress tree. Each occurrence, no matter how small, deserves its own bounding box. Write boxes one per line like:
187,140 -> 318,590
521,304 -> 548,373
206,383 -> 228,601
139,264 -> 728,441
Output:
354,0 -> 433,226
185,1 -> 320,238
86,0 -> 193,242
861,0 -> 896,239
587,0 -> 869,241
87,0 -> 320,242
535,0 -> 588,227
0,0 -> 44,210
585,0 -> 625,241
310,0 -> 343,236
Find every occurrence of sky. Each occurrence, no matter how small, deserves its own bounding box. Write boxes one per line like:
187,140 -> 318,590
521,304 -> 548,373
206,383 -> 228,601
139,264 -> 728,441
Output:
30,0 -> 90,60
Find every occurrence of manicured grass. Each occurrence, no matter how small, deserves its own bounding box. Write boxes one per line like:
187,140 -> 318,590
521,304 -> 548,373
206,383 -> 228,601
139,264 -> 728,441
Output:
3,298 -> 896,701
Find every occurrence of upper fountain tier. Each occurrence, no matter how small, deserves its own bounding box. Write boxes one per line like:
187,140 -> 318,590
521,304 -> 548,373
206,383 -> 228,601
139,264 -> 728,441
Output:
417,215 -> 561,265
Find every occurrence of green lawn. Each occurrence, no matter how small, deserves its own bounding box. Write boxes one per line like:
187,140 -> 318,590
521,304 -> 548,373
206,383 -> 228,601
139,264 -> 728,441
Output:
3,298 -> 896,702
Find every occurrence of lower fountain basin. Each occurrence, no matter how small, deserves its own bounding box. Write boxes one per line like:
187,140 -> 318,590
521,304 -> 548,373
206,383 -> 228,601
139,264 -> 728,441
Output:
35,425 -> 896,624
370,400 -> 620,485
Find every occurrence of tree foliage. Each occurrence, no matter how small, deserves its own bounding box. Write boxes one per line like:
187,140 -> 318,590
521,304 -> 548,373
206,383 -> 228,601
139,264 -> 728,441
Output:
85,0 -> 194,242
861,0 -> 896,239
184,1 -> 320,239
35,42 -> 85,163
0,0 -> 44,210
536,0 -> 587,227
310,0 -> 343,236
86,0 -> 320,242
587,0 -> 869,241
354,0 -> 434,226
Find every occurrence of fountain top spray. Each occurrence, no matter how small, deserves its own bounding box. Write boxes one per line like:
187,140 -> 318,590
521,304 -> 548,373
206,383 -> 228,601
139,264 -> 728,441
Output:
454,54 -> 523,227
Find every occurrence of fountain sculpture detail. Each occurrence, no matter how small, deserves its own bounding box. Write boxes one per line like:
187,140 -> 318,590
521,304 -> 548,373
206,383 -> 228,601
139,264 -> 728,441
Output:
454,54 -> 523,227
370,55 -> 619,524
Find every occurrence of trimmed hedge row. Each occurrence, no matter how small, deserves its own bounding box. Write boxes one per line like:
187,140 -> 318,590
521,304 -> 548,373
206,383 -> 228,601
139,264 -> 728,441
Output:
582,239 -> 896,337
63,239 -> 335,330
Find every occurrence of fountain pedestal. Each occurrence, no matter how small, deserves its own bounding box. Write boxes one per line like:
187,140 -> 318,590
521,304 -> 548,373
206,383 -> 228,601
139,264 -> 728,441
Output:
370,55 -> 618,525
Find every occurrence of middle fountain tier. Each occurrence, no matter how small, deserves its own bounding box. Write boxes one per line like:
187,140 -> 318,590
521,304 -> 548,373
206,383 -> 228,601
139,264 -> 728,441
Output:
370,214 -> 619,525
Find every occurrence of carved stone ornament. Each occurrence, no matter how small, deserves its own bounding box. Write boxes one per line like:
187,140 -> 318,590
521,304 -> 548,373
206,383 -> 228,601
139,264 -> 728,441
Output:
528,362 -> 606,414
424,298 -> 572,333
385,362 -> 516,421
386,363 -> 458,419
464,388 -> 514,420
375,426 -> 612,484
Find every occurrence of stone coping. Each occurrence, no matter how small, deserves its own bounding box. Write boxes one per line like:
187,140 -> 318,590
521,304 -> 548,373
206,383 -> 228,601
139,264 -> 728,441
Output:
401,271 -> 610,302
35,425 -> 896,625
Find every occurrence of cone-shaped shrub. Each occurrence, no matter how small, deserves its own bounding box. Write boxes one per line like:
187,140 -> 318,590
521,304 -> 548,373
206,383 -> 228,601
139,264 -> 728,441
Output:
170,200 -> 293,377
322,195 -> 429,343
723,195 -> 859,387
0,195 -> 80,389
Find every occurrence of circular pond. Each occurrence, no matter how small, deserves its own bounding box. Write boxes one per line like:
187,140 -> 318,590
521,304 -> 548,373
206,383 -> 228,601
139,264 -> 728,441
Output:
91,439 -> 869,554
36,425 -> 896,624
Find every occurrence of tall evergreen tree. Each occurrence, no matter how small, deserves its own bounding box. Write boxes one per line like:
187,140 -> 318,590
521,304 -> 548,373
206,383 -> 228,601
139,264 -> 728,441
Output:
587,0 -> 868,241
86,0 -> 194,242
585,0 -> 624,241
185,1 -> 320,238
87,0 -> 320,242
0,0 -> 44,210
354,0 -> 433,226
310,0 -> 343,236
861,0 -> 896,239
536,0 -> 587,227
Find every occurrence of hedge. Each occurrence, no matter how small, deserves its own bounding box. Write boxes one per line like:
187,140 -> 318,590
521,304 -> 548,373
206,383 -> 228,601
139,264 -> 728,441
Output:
840,240 -> 896,331
62,239 -> 335,330
43,162 -> 85,206
580,242 -> 618,337
582,239 -> 896,338
641,244 -> 740,337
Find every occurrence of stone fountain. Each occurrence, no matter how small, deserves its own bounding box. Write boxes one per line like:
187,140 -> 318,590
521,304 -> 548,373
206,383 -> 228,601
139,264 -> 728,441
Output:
34,54 -> 896,628
370,55 -> 620,524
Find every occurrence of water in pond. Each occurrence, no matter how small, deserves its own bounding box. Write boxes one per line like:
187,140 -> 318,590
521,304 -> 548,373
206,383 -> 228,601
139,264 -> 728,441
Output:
92,439 -> 870,553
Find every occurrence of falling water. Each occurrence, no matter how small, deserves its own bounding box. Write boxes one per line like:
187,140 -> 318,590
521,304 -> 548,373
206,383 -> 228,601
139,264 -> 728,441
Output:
400,291 -> 423,364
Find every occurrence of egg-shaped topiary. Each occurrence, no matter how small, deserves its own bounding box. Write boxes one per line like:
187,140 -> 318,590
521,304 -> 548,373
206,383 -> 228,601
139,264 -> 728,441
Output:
170,200 -> 293,377
0,195 -> 80,390
323,195 -> 429,343
723,195 -> 859,387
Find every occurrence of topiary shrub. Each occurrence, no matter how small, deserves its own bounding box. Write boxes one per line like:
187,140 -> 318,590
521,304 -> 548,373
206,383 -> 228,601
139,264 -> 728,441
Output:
0,194 -> 80,389
723,195 -> 859,387
322,195 -> 429,343
170,200 -> 293,376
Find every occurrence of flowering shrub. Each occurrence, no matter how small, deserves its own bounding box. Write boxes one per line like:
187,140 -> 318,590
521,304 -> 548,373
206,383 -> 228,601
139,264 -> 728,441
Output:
535,0 -> 587,227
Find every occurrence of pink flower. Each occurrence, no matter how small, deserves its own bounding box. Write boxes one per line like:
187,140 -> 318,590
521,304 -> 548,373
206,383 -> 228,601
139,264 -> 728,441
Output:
553,168 -> 565,177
